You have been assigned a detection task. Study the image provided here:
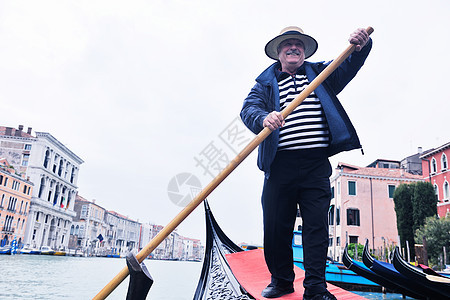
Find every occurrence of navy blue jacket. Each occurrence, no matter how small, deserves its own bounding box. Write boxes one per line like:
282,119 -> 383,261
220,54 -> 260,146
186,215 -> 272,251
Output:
240,39 -> 372,176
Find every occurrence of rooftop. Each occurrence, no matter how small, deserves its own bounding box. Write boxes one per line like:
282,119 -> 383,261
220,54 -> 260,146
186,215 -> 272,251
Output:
337,162 -> 423,180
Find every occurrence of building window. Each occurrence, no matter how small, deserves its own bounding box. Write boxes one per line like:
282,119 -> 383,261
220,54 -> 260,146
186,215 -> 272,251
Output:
431,158 -> 437,174
58,159 -> 63,176
347,208 -> 360,226
442,154 -> 448,170
331,186 -> 335,199
348,181 -> 356,196
444,181 -> 449,201
22,154 -> 30,166
434,184 -> 440,201
336,207 -> 340,225
81,205 -> 88,218
388,185 -> 396,198
24,144 -> 32,150
328,205 -> 334,225
336,236 -> 341,246
43,150 -> 50,168
349,236 -> 359,244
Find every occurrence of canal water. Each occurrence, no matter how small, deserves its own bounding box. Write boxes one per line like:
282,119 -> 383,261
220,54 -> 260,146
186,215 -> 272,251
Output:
0,255 -> 413,299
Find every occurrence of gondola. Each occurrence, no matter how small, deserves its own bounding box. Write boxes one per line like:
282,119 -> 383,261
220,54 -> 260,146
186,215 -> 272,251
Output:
123,200 -> 369,299
192,200 -> 254,299
392,246 -> 450,299
342,241 -> 415,297
343,242 -> 422,298
362,242 -> 427,299
417,264 -> 450,278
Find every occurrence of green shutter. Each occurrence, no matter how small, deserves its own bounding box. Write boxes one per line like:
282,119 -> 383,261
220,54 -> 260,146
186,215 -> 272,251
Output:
348,181 -> 356,195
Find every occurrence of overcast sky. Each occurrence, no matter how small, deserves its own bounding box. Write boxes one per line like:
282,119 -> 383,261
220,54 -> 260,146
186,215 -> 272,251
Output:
1,0 -> 449,247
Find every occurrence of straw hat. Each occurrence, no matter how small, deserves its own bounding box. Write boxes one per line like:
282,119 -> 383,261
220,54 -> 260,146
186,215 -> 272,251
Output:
265,26 -> 318,60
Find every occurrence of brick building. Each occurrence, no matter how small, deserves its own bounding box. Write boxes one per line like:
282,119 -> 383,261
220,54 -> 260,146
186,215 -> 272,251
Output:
0,158 -> 33,247
420,141 -> 450,218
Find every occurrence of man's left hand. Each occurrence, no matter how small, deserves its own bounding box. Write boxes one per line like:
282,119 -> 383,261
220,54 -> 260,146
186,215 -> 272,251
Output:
349,28 -> 369,52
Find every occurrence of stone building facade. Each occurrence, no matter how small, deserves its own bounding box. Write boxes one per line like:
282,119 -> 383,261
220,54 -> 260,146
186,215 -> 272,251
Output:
0,125 -> 83,250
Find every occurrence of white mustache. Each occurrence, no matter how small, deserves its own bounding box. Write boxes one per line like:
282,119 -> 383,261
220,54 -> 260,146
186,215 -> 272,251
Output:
286,50 -> 301,55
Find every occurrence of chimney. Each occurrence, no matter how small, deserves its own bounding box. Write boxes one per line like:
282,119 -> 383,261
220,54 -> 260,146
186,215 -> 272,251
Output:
15,125 -> 24,137
418,147 -> 423,154
27,127 -> 32,134
5,127 -> 12,136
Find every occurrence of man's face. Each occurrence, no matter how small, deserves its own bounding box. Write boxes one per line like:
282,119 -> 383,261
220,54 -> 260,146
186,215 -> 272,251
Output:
277,38 -> 305,72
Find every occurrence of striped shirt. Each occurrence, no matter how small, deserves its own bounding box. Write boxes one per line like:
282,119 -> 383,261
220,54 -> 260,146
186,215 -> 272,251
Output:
277,72 -> 330,151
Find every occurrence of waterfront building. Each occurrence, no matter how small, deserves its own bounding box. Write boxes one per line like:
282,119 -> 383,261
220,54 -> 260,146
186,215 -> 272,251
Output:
420,141 -> 450,218
148,224 -> 166,259
0,158 -> 33,247
105,210 -> 140,256
182,237 -> 203,261
327,162 -> 422,262
0,125 -> 83,250
138,222 -> 160,256
69,195 -> 108,256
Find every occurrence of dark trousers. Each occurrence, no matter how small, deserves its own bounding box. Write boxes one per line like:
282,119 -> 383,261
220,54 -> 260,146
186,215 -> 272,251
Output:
261,148 -> 332,296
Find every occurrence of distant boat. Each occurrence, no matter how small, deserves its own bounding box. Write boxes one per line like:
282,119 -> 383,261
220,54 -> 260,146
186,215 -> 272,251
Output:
54,248 -> 67,256
40,246 -> 55,255
19,247 -> 41,255
0,245 -> 12,255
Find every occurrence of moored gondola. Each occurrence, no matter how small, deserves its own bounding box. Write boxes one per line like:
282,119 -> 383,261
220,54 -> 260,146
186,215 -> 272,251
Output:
362,242 -> 426,299
343,242 -> 415,297
392,246 -> 450,299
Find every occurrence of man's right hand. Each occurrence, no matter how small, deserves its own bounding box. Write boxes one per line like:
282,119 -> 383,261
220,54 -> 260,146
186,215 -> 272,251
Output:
263,111 -> 285,131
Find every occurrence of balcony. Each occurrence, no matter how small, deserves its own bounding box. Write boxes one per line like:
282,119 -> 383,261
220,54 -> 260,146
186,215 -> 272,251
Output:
1,227 -> 15,234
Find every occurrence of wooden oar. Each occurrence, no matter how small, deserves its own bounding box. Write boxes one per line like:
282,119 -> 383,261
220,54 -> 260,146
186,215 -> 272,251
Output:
93,26 -> 374,300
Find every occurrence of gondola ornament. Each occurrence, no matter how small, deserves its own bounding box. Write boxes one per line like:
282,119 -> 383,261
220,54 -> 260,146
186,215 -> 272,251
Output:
93,26 -> 374,300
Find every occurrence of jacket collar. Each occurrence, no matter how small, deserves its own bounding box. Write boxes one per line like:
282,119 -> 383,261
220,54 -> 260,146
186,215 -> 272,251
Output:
256,61 -> 311,85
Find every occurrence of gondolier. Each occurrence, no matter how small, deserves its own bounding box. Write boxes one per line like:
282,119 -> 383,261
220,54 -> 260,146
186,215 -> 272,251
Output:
240,26 -> 372,299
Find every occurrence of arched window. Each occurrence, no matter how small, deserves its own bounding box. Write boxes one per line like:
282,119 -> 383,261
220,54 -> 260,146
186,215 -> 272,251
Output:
43,150 -> 50,168
70,225 -> 74,235
70,168 -> 76,184
434,184 -> 439,201
431,158 -> 437,173
444,181 -> 449,201
75,225 -> 79,235
58,159 -> 63,176
442,153 -> 448,170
